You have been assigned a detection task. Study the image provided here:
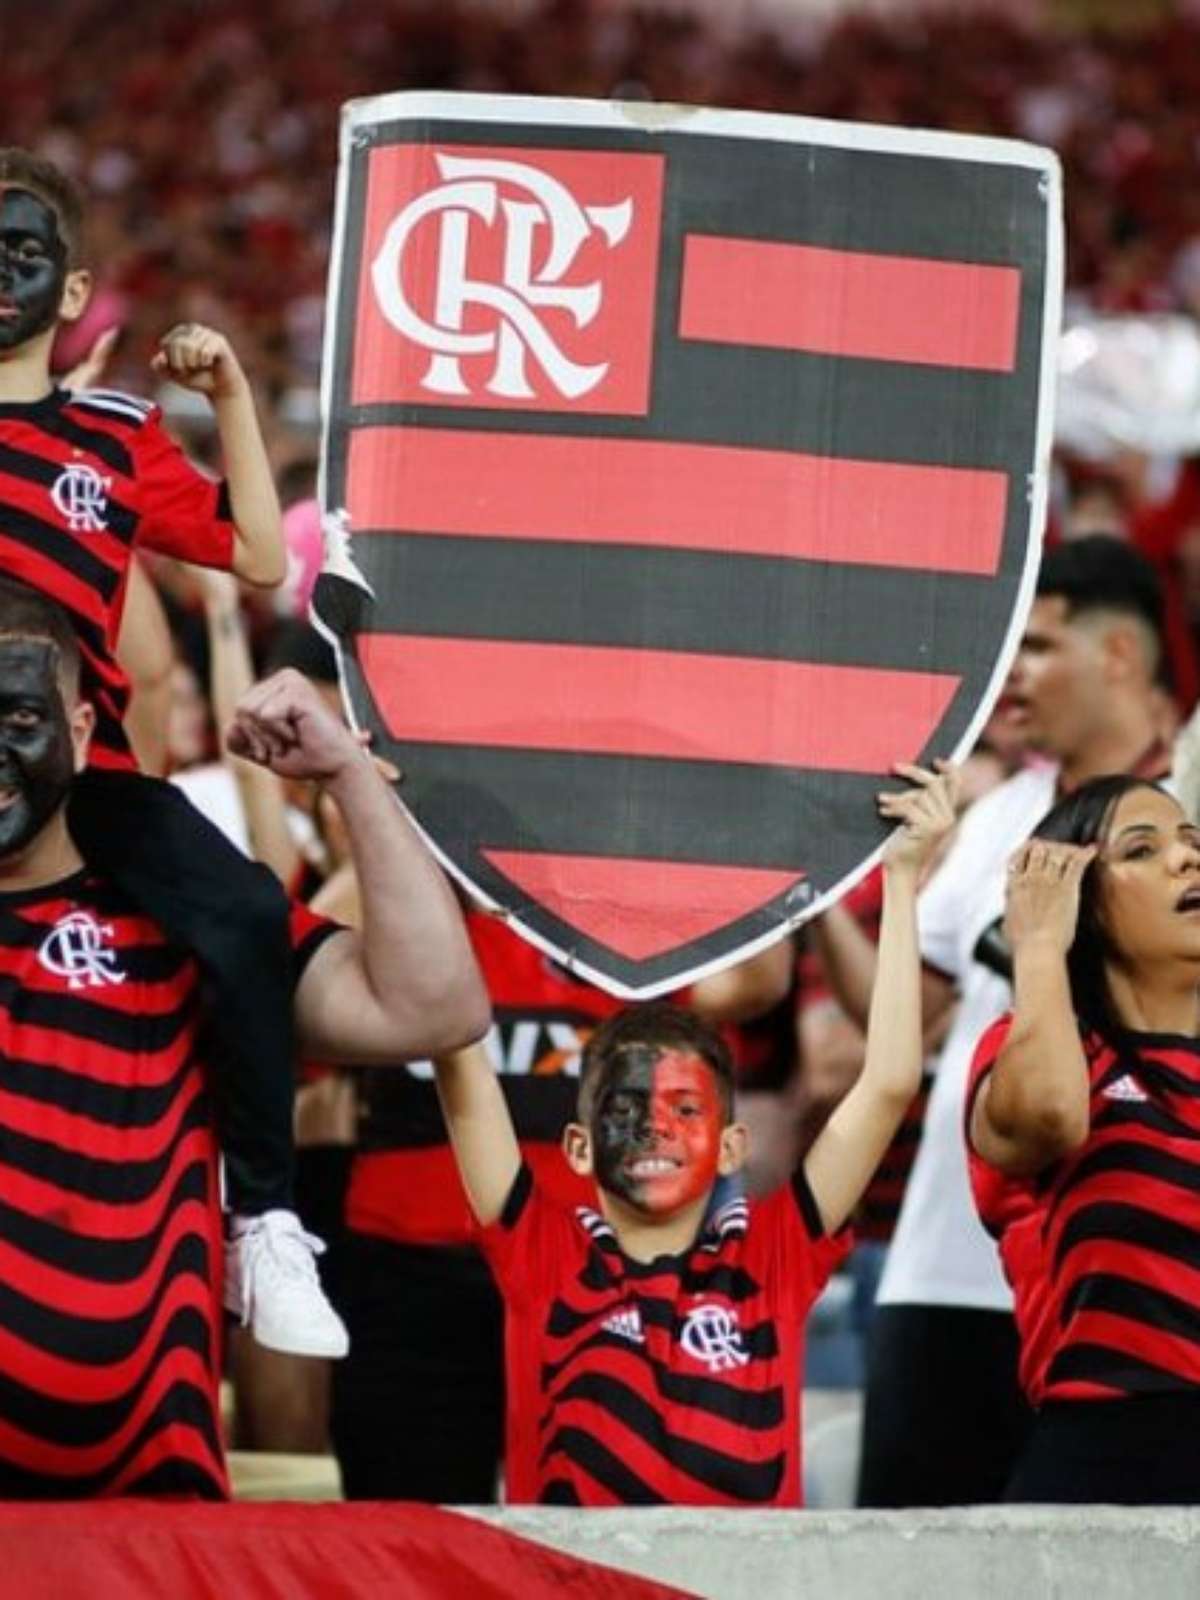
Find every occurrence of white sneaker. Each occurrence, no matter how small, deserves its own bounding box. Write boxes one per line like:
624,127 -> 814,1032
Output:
224,1209 -> 350,1360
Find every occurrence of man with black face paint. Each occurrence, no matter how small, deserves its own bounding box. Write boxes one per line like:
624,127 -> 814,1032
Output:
0,579 -> 487,1498
0,637 -> 78,858
434,762 -> 959,1506
0,145 -> 347,1363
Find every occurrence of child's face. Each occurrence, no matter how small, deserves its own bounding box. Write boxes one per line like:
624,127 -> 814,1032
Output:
0,188 -> 68,349
589,1046 -> 726,1216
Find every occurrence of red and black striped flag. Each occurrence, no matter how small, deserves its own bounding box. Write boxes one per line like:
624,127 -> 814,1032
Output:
316,93 -> 1061,998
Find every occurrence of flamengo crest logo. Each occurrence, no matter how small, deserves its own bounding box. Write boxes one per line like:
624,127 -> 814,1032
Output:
680,1303 -> 749,1374
371,153 -> 634,402
50,464 -> 111,534
38,911 -> 127,990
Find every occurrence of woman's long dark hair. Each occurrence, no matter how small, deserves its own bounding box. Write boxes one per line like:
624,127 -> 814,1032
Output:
1029,774 -> 1165,1036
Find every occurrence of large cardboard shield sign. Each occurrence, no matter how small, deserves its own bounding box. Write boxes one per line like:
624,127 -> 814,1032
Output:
316,92 -> 1061,998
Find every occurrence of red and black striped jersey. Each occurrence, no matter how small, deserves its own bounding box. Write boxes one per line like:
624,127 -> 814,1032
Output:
0,387 -> 235,769
0,871 -> 334,1498
480,1163 -> 849,1505
967,1016 -> 1200,1405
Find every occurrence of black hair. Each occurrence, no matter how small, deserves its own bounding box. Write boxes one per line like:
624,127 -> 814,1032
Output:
0,148 -> 86,268
0,574 -> 81,694
1030,773 -> 1165,1035
1037,535 -> 1167,684
578,1002 -> 735,1122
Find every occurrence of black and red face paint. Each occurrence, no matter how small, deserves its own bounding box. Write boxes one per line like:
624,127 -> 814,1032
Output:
590,1045 -> 726,1215
0,188 -> 68,351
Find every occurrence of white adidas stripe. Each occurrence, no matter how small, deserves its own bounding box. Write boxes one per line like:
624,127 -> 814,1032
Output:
72,388 -> 153,423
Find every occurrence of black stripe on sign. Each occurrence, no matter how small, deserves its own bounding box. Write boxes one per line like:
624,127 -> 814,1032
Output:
356,729 -> 889,877
350,533 -> 1023,674
345,353 -> 1019,471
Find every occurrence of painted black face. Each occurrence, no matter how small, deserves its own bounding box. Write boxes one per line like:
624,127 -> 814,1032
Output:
0,640 -> 75,858
592,1046 -> 659,1202
0,189 -> 68,350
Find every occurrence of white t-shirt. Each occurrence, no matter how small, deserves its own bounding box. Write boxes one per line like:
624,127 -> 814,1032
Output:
170,763 -> 251,855
876,762 -> 1058,1311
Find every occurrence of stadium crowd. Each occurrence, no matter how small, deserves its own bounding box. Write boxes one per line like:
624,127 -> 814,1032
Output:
4,0 -> 1200,1511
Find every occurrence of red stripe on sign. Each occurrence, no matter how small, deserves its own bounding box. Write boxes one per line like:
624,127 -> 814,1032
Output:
484,850 -> 802,960
358,635 -> 958,773
679,235 -> 1021,372
348,430 -> 1005,574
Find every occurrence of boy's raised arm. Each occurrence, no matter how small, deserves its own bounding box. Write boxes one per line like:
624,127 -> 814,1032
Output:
434,1042 -> 523,1227
803,762 -> 959,1235
152,324 -> 285,588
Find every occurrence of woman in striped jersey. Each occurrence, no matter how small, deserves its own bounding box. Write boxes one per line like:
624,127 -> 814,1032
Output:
967,775 -> 1200,1503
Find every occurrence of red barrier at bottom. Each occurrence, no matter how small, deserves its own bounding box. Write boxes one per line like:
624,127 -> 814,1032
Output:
0,1501 -> 695,1600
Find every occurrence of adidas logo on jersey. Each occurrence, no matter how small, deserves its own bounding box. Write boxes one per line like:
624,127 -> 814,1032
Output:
602,1306 -> 645,1344
1102,1073 -> 1148,1104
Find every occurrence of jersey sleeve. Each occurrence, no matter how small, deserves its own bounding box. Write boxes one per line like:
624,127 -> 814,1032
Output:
477,1163 -> 584,1311
744,1172 -> 853,1319
133,409 -> 236,566
288,900 -> 343,986
963,1014 -> 1037,1242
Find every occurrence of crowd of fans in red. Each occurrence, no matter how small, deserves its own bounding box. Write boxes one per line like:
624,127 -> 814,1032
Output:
7,0 -> 1200,1506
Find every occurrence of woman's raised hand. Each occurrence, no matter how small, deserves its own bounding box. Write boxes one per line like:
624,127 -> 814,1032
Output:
1004,839 -> 1097,955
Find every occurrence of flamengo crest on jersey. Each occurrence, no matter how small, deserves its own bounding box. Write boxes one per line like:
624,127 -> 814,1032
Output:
37,910 -> 127,989
317,92 -> 1061,997
50,463 -> 111,532
680,1303 -> 750,1373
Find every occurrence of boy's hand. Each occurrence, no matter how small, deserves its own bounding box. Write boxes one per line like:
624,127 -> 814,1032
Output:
151,323 -> 247,401
878,760 -> 960,877
1003,839 -> 1096,956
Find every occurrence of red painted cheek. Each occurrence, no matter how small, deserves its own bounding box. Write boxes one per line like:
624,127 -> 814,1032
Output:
639,1076 -> 723,1209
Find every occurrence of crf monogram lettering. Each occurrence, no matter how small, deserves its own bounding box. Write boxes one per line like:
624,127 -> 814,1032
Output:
50,465 -> 111,534
38,911 -> 127,990
371,153 -> 633,401
680,1303 -> 749,1374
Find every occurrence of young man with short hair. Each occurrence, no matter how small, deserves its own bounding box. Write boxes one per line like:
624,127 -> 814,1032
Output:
0,579 -> 488,1496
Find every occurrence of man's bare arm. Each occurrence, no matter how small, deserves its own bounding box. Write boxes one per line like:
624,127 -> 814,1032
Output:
808,899 -> 954,1033
688,938 -> 794,1024
228,669 -> 490,1062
